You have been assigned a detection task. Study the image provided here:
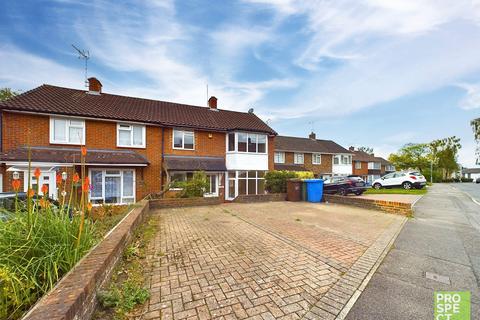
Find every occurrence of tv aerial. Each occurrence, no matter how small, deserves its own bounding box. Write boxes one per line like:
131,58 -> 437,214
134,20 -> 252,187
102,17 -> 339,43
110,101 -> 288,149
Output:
71,44 -> 90,87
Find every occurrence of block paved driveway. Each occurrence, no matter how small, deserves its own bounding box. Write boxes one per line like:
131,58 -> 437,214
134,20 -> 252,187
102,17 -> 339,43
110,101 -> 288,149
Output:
140,202 -> 405,320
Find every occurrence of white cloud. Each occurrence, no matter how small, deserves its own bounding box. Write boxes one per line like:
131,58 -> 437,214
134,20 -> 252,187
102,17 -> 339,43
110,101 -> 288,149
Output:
457,83 -> 480,110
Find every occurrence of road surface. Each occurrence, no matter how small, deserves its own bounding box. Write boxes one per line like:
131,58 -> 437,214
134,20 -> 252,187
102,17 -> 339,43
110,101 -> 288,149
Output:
346,183 -> 480,319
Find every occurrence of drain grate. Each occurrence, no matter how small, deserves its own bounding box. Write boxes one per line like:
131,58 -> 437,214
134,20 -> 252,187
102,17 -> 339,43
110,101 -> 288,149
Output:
425,271 -> 450,284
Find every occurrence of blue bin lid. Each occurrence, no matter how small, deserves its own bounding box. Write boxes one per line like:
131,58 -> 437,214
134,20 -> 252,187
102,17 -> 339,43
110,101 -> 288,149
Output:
304,179 -> 323,183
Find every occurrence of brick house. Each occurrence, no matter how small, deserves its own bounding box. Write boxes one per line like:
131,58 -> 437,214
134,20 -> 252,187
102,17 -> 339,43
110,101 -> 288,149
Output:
274,133 -> 352,178
0,78 -> 276,203
349,147 -> 395,183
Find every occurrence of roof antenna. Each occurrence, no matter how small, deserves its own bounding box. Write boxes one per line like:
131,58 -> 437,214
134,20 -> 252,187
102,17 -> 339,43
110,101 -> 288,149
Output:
308,120 -> 315,133
72,44 -> 90,88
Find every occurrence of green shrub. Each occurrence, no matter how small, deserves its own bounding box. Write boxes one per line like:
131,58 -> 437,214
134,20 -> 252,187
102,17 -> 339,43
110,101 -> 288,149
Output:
176,171 -> 209,198
265,171 -> 314,193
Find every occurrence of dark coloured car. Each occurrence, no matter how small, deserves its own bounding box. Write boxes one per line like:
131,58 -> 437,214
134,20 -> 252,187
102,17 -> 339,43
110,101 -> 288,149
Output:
476,177 -> 480,184
323,176 -> 368,196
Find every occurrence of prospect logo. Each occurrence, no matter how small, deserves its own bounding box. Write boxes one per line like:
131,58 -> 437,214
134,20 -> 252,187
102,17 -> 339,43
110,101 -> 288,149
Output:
434,291 -> 470,320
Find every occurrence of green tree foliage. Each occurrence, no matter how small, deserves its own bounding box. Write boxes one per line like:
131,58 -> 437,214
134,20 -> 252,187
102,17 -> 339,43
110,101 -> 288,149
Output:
429,136 -> 461,179
0,88 -> 19,101
388,143 -> 430,172
358,146 -> 374,155
176,171 -> 209,198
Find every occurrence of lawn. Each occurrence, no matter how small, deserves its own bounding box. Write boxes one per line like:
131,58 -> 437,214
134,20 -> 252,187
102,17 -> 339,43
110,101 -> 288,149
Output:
364,187 -> 428,195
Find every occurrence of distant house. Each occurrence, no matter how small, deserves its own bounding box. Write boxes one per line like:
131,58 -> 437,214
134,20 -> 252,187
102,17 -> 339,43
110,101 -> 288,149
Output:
349,147 -> 395,183
274,133 -> 352,178
462,167 -> 480,180
0,78 -> 277,202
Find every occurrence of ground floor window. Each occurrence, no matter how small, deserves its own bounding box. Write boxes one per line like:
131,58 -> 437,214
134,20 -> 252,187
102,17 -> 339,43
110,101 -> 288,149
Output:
89,169 -> 135,204
226,170 -> 265,199
169,171 -> 219,197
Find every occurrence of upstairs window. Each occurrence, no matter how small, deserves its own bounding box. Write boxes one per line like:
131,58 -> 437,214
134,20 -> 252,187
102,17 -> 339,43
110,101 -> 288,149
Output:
173,130 -> 194,150
294,153 -> 304,164
368,162 -> 381,169
312,153 -> 321,165
50,117 -> 85,144
117,123 -> 146,148
227,132 -> 267,153
355,161 -> 362,169
274,152 -> 285,164
341,155 -> 352,165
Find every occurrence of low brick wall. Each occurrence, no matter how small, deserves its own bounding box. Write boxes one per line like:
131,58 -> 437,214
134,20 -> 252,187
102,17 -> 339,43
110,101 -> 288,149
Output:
22,200 -> 151,320
149,196 -> 222,209
233,193 -> 287,203
323,194 -> 413,216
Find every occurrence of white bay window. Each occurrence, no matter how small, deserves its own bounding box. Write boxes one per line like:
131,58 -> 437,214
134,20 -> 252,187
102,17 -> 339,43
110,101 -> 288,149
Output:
89,169 -> 135,204
50,117 -> 85,144
117,123 -> 146,148
227,132 -> 267,154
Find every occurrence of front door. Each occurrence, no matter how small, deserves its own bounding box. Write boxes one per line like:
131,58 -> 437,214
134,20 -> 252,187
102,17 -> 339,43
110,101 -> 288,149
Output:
24,171 -> 57,199
205,174 -> 219,197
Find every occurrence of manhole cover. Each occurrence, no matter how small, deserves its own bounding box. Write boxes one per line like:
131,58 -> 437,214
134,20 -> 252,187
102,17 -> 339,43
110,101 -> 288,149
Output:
425,271 -> 450,284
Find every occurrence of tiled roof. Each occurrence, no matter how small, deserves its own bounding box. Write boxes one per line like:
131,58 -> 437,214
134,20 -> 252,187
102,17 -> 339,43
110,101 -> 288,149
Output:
275,136 -> 350,154
352,150 -> 376,162
463,167 -> 480,174
164,155 -> 226,171
0,85 -> 276,135
374,156 -> 392,165
0,146 -> 149,165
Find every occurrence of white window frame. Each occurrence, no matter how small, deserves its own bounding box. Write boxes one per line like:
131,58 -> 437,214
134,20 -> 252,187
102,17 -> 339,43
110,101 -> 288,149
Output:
274,152 -> 285,164
312,153 -> 321,165
49,117 -> 85,145
226,132 -> 268,154
368,162 -> 381,170
173,130 -> 195,150
88,168 -> 136,205
117,123 -> 146,148
234,171 -> 266,197
355,161 -> 362,169
294,153 -> 304,164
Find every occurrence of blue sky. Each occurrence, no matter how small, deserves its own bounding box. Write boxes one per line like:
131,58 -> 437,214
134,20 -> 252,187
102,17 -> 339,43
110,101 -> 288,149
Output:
1,0 -> 480,166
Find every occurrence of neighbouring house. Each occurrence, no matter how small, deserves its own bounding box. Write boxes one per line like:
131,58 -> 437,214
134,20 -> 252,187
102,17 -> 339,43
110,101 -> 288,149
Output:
274,132 -> 352,178
462,167 -> 480,180
0,78 -> 276,203
350,147 -> 395,183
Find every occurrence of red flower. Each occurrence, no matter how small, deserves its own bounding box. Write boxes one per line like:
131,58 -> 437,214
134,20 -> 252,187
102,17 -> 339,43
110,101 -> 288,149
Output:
41,184 -> 49,194
56,174 -> 63,185
27,188 -> 35,198
73,173 -> 80,183
81,146 -> 87,156
39,198 -> 50,208
87,202 -> 93,211
34,168 -> 41,180
82,176 -> 90,192
12,179 -> 21,191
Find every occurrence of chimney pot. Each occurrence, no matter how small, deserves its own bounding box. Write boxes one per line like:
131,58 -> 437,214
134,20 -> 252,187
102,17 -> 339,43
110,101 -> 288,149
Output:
88,77 -> 102,94
309,132 -> 316,140
208,96 -> 217,109
349,146 -> 355,151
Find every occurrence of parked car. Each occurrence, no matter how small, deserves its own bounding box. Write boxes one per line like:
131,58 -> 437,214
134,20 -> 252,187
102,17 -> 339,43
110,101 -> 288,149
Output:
372,171 -> 426,190
324,176 -> 368,196
476,177 -> 480,184
0,192 -> 70,220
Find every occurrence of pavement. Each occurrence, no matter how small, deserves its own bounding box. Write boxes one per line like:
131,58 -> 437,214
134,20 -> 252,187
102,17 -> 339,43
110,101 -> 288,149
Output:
346,183 -> 480,320
140,202 -> 405,320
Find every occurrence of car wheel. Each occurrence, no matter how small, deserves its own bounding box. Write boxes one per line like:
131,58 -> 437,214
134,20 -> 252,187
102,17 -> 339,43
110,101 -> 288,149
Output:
373,183 -> 382,190
402,181 -> 412,190
354,191 -> 364,196
338,188 -> 347,196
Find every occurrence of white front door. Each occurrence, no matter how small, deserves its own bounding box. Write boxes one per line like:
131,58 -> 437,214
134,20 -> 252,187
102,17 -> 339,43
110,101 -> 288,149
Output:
205,174 -> 219,197
24,171 -> 57,199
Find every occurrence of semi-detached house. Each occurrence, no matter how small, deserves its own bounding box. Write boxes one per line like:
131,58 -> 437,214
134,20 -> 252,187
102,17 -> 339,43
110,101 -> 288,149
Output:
0,78 -> 276,203
274,133 -> 353,178
349,147 -> 395,183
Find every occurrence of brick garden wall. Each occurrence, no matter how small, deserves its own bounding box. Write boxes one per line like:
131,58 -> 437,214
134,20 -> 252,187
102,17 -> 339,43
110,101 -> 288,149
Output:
149,196 -> 222,209
323,194 -> 413,216
233,193 -> 287,203
22,200 -> 151,320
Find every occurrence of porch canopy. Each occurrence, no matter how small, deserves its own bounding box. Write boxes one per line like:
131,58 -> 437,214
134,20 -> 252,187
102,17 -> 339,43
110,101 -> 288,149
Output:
164,155 -> 226,172
0,146 -> 149,166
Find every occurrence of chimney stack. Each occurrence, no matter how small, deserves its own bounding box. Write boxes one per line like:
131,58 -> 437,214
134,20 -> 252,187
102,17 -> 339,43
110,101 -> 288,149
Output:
349,146 -> 355,151
88,77 -> 102,94
309,132 -> 316,140
208,96 -> 217,110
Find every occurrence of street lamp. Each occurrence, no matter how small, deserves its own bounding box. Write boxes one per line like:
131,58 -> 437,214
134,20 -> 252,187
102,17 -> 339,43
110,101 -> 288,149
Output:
12,171 -> 20,180
430,160 -> 433,184
62,171 -> 68,181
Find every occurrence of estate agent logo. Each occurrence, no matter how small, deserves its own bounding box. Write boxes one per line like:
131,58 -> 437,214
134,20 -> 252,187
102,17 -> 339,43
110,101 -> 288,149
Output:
434,291 -> 470,320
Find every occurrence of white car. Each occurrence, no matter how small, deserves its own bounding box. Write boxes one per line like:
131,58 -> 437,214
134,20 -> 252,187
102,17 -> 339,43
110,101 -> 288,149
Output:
372,171 -> 427,190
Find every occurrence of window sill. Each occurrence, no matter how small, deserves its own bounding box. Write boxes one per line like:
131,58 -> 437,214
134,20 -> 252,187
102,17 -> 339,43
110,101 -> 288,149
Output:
173,147 -> 195,151
117,145 -> 146,149
50,141 -> 84,146
226,151 -> 268,155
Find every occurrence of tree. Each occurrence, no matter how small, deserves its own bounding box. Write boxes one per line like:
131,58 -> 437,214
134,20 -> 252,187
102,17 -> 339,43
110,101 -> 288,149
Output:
388,143 -> 430,172
472,117 -> 480,165
429,136 -> 461,179
358,146 -> 374,155
0,88 -> 19,101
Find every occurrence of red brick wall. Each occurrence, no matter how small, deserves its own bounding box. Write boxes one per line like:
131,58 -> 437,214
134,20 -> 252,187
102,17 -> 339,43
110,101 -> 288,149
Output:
163,128 -> 226,157
282,151 -> 333,176
352,161 -> 368,176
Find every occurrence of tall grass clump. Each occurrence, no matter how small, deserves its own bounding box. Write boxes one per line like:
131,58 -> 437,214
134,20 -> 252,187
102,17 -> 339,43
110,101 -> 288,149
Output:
0,145 -> 96,320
